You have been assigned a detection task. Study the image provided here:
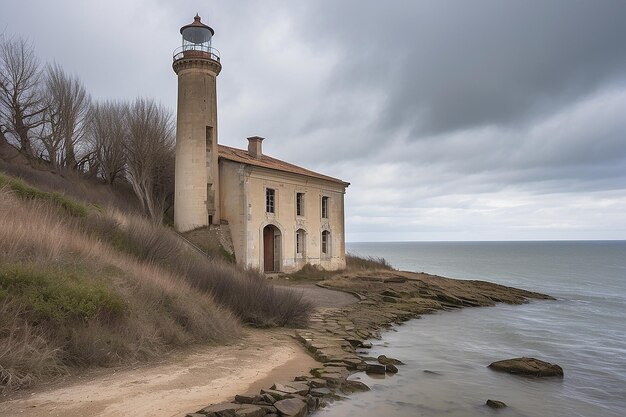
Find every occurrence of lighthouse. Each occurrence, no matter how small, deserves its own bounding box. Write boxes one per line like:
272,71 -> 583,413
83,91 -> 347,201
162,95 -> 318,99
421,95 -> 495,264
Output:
173,14 -> 221,232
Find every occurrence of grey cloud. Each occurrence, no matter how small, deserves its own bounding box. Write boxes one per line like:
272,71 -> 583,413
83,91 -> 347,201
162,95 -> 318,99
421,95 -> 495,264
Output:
1,0 -> 625,241
296,1 -> 626,137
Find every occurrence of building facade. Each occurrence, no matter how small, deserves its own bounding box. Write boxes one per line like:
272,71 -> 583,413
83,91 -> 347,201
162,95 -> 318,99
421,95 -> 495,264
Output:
173,16 -> 349,272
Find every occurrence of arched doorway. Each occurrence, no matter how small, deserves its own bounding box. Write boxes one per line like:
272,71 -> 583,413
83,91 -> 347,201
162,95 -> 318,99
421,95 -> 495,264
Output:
263,224 -> 281,272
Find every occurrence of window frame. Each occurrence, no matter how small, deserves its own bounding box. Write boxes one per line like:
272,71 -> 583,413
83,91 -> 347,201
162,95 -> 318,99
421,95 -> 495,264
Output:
321,196 -> 329,219
265,188 -> 276,213
296,228 -> 306,256
296,192 -> 305,217
321,230 -> 330,256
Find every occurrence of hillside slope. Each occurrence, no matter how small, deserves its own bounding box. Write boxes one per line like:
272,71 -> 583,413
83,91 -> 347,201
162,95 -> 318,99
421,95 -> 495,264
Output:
0,167 -> 311,392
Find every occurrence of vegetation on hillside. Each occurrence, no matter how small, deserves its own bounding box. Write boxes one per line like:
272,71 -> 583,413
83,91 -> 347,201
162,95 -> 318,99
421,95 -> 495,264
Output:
0,35 -> 174,222
345,254 -> 394,271
0,172 -> 312,393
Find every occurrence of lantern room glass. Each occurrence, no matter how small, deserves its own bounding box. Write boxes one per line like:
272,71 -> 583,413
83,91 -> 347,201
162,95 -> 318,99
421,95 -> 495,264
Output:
182,26 -> 212,49
173,15 -> 220,62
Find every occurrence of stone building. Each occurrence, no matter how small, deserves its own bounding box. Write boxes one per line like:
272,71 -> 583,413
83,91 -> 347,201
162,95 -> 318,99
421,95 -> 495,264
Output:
172,15 -> 349,272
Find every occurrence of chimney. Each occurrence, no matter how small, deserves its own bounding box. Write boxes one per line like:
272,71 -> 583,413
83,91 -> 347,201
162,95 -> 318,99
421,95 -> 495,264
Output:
247,136 -> 264,158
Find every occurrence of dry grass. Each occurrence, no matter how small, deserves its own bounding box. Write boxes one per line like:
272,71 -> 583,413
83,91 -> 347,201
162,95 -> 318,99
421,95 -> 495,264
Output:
0,186 -> 239,392
102,213 -> 313,327
345,253 -> 394,271
0,156 -> 139,213
287,254 -> 394,282
0,169 -> 313,392
0,301 -> 65,391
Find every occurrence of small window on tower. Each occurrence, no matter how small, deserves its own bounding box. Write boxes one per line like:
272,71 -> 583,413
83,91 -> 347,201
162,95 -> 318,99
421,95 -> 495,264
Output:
321,196 -> 329,219
296,193 -> 304,216
266,188 -> 275,213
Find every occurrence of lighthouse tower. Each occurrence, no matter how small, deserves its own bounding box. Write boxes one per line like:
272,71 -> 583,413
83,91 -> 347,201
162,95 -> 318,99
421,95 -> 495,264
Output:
173,15 -> 221,232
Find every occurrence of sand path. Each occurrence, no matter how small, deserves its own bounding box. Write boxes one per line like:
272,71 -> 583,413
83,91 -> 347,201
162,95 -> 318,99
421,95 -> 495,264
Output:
0,328 -> 318,417
0,283 -> 357,417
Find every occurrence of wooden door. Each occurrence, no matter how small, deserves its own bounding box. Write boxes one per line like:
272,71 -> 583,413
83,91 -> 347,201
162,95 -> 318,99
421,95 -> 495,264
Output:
263,226 -> 274,272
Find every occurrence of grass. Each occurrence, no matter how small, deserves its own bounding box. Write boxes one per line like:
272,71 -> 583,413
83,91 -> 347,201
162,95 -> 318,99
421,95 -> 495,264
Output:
0,173 -> 89,217
286,254 -> 394,282
0,264 -> 126,323
0,169 -> 313,392
106,214 -> 313,327
345,253 -> 394,270
180,226 -> 237,263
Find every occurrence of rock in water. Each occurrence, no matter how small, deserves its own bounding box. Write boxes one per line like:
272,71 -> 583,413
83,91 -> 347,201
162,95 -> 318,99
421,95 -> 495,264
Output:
377,355 -> 404,365
385,363 -> 399,374
486,399 -> 507,408
365,363 -> 386,375
488,357 -> 564,377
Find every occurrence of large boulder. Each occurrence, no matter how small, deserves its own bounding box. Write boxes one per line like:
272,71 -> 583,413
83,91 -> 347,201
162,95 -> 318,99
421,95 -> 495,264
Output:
486,399 -> 507,409
365,363 -> 386,375
273,398 -> 308,417
488,357 -> 563,377
198,402 -> 265,417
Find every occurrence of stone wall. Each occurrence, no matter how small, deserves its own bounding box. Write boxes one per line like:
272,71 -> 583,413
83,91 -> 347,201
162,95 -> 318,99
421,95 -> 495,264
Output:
220,160 -> 347,273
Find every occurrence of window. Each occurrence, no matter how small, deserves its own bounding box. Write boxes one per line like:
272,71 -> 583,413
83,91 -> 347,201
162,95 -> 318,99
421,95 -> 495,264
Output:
321,230 -> 330,255
296,229 -> 306,255
321,196 -> 329,219
296,192 -> 304,216
266,188 -> 275,213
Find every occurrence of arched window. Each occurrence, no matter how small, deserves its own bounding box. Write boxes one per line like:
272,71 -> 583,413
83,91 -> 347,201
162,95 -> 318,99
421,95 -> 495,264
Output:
296,229 -> 306,256
321,230 -> 331,257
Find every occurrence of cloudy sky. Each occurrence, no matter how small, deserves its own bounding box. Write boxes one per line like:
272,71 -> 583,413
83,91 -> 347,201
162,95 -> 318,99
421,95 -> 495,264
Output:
2,1 -> 625,241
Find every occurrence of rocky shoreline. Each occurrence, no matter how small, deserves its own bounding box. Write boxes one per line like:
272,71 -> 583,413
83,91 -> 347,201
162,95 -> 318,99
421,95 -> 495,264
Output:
185,270 -> 554,417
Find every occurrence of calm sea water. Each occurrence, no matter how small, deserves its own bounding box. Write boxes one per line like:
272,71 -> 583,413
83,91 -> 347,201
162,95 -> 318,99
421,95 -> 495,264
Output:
319,241 -> 626,417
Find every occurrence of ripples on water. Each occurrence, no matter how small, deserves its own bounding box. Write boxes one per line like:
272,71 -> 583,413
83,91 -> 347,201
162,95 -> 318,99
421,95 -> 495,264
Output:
318,241 -> 626,417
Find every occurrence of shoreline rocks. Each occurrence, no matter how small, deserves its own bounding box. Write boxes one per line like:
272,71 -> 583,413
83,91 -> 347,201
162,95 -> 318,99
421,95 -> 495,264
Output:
186,271 -> 554,417
488,357 -> 564,377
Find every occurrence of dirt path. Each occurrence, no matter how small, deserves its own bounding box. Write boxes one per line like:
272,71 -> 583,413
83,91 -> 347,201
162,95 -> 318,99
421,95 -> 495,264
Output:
0,328 -> 318,417
274,282 -> 358,308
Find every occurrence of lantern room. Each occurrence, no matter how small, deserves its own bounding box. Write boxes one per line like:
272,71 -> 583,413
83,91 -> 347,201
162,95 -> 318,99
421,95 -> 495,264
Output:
173,14 -> 220,62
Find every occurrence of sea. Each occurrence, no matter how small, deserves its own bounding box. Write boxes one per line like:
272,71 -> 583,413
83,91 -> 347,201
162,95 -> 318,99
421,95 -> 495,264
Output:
318,241 -> 626,417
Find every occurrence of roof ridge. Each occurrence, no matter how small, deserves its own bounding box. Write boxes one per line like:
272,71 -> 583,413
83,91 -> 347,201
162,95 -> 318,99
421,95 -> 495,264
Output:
217,144 -> 349,187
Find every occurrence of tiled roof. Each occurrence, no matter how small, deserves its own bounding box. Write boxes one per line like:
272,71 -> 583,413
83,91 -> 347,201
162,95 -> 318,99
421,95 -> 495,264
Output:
218,145 -> 350,187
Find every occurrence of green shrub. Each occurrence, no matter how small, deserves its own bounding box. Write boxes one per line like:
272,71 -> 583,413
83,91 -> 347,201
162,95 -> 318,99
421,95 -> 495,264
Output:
0,264 -> 126,323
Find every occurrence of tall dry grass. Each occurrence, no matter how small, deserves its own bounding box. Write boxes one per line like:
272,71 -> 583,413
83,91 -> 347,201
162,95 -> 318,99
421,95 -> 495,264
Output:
287,254 -> 394,282
0,187 -> 239,392
345,253 -> 394,271
0,301 -> 65,390
0,169 -> 314,392
0,157 -> 139,213
101,211 -> 313,327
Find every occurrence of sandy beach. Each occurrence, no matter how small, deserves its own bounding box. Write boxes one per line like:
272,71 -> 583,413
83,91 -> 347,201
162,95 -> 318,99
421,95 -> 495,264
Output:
0,283 -> 357,417
0,328 -> 318,417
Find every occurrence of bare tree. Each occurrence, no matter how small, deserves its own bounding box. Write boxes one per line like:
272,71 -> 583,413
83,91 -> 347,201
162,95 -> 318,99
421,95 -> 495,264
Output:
89,101 -> 128,184
0,36 -> 46,160
41,63 -> 91,170
125,98 -> 175,222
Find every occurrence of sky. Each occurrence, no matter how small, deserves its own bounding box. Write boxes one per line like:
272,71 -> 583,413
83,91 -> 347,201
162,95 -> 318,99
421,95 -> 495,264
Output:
1,1 -> 625,242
